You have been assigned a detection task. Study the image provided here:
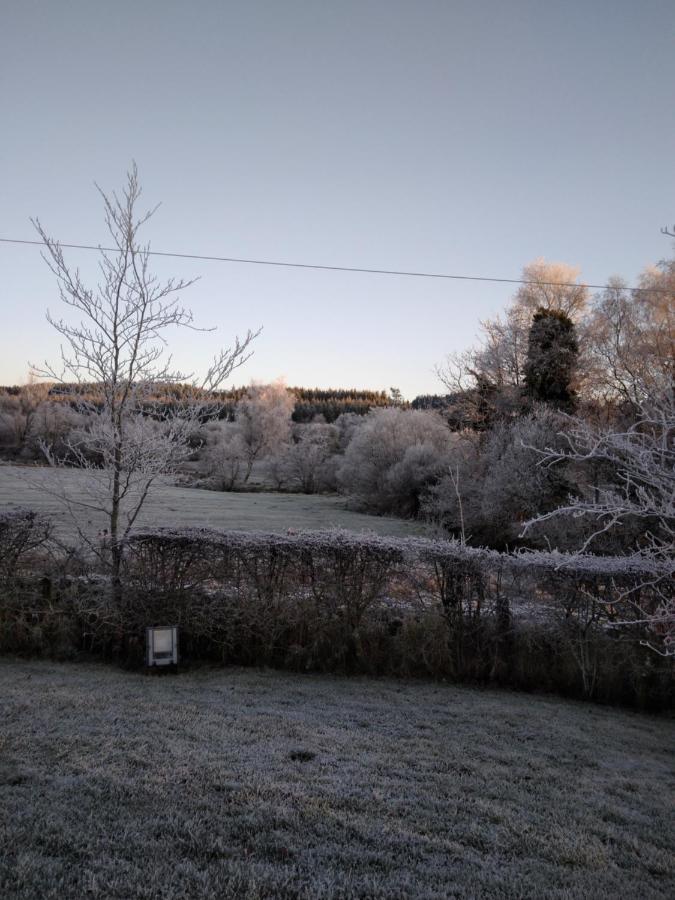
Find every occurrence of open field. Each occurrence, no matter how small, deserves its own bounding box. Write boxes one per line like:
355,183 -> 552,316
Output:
1,660 -> 673,899
0,464 -> 430,540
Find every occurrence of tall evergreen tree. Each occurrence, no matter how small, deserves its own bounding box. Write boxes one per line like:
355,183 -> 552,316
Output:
524,308 -> 579,409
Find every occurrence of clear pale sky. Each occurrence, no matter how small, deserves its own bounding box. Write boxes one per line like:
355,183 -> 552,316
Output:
1,0 -> 673,399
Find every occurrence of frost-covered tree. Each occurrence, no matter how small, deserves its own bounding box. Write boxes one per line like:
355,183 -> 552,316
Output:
337,407 -> 453,516
513,259 -> 588,322
271,421 -> 339,493
27,400 -> 85,463
583,262 -> 674,407
333,412 -> 363,451
204,426 -> 249,491
522,384 -> 675,654
32,164 -> 259,593
437,260 -> 588,426
233,381 -> 294,483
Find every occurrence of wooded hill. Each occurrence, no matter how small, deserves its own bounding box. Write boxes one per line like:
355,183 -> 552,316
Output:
0,383 -> 394,423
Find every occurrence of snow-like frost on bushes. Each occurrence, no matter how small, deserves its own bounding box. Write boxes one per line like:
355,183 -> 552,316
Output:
2,520 -> 672,705
117,527 -> 674,691
122,524 -> 670,576
119,528 -> 661,627
337,407 -> 453,515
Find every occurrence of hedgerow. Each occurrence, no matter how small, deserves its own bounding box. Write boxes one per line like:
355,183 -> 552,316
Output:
0,512 -> 671,709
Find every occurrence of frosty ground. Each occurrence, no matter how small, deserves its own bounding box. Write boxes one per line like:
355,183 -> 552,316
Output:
1,660 -> 673,899
0,464 -> 430,540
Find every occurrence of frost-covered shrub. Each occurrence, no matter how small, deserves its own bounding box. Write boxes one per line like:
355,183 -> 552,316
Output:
201,385 -> 296,489
338,407 -> 453,515
299,529 -> 404,628
26,401 -> 84,462
333,412 -> 363,451
267,422 -> 340,493
423,409 -> 571,548
0,383 -> 52,454
204,430 -> 249,490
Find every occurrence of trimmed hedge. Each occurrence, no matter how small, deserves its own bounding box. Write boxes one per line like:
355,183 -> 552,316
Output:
0,514 -> 672,709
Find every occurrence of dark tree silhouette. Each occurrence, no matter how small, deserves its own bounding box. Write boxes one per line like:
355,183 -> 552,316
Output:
524,308 -> 579,409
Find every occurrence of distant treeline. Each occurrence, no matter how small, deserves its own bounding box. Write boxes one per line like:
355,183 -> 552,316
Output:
0,383 -> 394,423
291,388 -> 392,422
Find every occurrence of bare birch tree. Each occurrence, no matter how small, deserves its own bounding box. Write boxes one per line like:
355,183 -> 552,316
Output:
31,163 -> 259,595
582,263 -> 674,406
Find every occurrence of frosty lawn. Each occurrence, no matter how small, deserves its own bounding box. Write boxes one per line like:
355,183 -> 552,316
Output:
1,660 -> 673,899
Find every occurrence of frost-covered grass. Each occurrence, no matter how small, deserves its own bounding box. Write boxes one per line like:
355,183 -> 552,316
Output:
1,660 -> 673,899
0,464 -> 430,540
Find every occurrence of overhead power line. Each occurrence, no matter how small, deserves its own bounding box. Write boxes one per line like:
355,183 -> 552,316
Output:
0,236 -> 670,294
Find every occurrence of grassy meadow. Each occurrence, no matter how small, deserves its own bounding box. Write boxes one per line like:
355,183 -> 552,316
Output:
1,660 -> 673,899
0,464 -> 430,541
